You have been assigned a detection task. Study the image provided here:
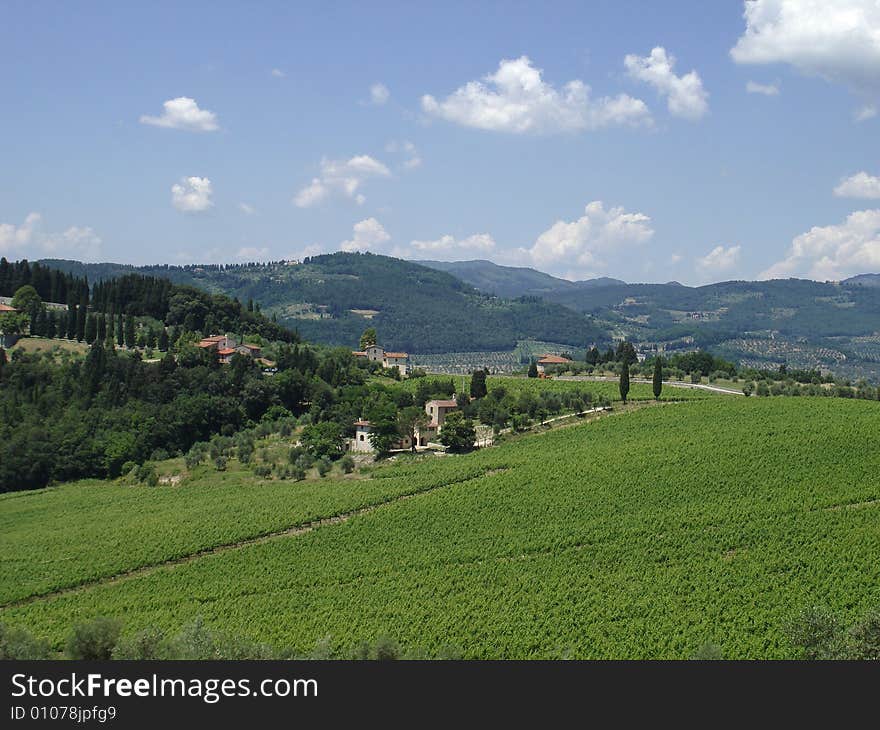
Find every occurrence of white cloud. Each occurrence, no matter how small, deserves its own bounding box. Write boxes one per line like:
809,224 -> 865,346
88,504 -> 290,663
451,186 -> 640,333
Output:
731,0 -> 880,110
370,83 -> 390,105
140,97 -> 219,132
171,176 -> 214,212
236,246 -> 269,259
697,245 -> 741,273
760,209 -> 880,280
524,201 -> 653,277
421,56 -> 651,134
0,212 -> 102,260
670,253 -> 683,264
0,212 -> 41,253
271,68 -> 285,78
238,202 -> 257,215
408,233 -> 496,257
386,140 -> 422,170
834,172 -> 880,199
42,226 -> 102,260
293,155 -> 390,207
746,80 -> 780,95
855,104 -> 877,121
624,47 -> 709,120
340,218 -> 391,252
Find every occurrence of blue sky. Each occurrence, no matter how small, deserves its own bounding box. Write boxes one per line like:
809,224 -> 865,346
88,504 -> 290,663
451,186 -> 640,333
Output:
2,0 -> 880,284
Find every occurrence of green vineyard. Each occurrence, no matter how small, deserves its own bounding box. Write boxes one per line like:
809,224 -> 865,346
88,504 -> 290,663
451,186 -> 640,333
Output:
3,396 -> 879,658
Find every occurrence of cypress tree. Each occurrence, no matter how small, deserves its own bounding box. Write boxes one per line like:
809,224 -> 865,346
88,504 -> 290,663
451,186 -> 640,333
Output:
619,360 -> 630,404
158,328 -> 169,352
97,314 -> 106,343
0,347 -> 6,378
45,311 -> 57,339
67,303 -> 77,339
75,304 -> 87,342
469,369 -> 488,399
527,360 -> 539,378
124,315 -> 136,348
653,355 -> 663,400
116,313 -> 124,347
84,314 -> 97,344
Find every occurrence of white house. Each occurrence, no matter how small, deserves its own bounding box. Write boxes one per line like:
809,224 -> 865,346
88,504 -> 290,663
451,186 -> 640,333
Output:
350,419 -> 414,453
351,420 -> 374,453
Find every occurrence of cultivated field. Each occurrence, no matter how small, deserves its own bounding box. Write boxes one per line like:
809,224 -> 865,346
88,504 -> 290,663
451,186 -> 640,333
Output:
2,397 -> 879,658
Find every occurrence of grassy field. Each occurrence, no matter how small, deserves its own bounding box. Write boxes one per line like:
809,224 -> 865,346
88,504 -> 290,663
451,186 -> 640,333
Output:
10,336 -> 89,356
3,396 -> 879,658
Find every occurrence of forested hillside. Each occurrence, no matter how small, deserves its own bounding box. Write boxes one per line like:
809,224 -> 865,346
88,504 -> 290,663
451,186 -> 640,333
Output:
40,254 -> 609,353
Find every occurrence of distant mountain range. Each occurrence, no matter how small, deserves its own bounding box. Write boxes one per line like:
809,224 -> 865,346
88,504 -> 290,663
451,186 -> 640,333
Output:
35,255 -> 880,381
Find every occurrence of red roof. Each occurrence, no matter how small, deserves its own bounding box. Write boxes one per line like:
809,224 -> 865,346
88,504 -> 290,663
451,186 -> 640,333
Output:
197,341 -> 218,348
241,343 -> 261,350
218,348 -> 236,355
202,335 -> 226,342
0,304 -> 17,312
538,355 -> 571,364
352,350 -> 367,356
428,399 -> 458,408
354,420 -> 371,427
384,352 -> 408,358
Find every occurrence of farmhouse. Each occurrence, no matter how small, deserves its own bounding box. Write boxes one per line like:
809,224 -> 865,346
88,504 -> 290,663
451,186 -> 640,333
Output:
198,334 -> 264,364
350,396 -> 461,452
351,344 -> 409,375
536,354 -> 572,374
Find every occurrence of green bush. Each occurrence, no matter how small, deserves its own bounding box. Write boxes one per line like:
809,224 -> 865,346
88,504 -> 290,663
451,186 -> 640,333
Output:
316,458 -> 332,477
340,455 -> 355,474
66,617 -> 123,660
134,463 -> 158,486
0,623 -> 51,659
111,627 -> 167,660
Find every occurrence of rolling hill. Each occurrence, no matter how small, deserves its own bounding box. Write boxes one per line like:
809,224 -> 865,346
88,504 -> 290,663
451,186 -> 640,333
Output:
35,255 -> 880,380
39,254 -> 608,354
420,259 -> 624,299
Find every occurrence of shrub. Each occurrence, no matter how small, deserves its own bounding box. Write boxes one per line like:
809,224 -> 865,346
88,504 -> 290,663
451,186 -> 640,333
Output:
149,448 -> 170,462
66,617 -> 123,660
316,458 -> 332,477
0,623 -> 51,659
213,455 -> 227,471
849,609 -> 880,660
373,636 -> 401,660
340,455 -> 355,474
135,463 -> 158,486
784,606 -> 847,660
112,627 -> 167,660
253,464 -> 272,478
120,460 -> 137,476
690,642 -> 723,660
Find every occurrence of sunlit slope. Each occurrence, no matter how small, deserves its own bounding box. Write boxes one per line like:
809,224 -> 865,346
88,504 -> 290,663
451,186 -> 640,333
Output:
3,397 -> 879,658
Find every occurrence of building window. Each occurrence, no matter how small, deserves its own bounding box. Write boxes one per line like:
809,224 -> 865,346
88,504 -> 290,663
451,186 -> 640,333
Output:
359,434 -> 364,441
